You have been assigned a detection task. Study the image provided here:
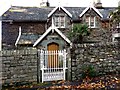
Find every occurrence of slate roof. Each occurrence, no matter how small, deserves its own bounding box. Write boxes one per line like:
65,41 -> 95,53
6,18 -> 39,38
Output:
17,33 -> 40,45
2,6 -> 53,21
2,6 -> 116,21
65,7 -> 86,20
98,7 -> 116,20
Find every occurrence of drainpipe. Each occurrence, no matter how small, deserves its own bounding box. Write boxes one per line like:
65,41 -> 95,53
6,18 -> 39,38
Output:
0,21 -> 1,51
15,26 -> 22,47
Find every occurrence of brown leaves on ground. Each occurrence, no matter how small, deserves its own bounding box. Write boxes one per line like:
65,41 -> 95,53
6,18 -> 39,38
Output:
3,75 -> 120,90
44,75 -> 120,90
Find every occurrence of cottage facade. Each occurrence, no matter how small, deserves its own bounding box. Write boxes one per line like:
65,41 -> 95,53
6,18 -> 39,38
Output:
2,1 -> 120,50
1,1 -> 120,83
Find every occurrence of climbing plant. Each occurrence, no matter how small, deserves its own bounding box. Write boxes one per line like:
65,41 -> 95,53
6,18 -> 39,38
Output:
110,6 -> 120,28
68,24 -> 89,43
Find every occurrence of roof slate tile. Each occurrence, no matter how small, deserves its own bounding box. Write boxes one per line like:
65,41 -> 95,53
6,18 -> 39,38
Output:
2,6 -> 115,21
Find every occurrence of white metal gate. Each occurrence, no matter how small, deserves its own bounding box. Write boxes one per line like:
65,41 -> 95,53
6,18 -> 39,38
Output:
39,49 -> 67,82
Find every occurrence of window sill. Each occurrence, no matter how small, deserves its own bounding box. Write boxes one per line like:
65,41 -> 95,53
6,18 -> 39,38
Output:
56,26 -> 66,29
116,27 -> 120,28
88,26 -> 99,29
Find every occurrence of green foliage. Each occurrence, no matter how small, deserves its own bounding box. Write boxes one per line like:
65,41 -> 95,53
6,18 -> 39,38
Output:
68,24 -> 89,43
110,6 -> 120,27
81,65 -> 98,79
69,24 -> 89,37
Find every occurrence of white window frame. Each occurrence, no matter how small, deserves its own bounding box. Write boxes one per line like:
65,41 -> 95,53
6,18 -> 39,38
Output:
54,14 -> 66,28
54,16 -> 59,27
112,33 -> 120,42
86,16 -> 96,28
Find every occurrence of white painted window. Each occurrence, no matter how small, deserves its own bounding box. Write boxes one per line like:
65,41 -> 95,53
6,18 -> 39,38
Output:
54,14 -> 65,28
86,16 -> 97,28
112,33 -> 120,42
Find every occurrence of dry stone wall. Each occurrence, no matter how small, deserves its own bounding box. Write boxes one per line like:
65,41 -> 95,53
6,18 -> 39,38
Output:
1,42 -> 120,84
71,42 -> 120,80
1,48 -> 38,85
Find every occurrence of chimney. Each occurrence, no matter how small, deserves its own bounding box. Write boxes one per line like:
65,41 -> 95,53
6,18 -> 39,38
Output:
40,0 -> 50,7
46,1 -> 50,7
94,0 -> 103,8
118,1 -> 120,7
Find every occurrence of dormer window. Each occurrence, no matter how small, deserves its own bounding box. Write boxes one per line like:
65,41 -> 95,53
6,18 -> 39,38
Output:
54,14 -> 65,28
86,16 -> 97,28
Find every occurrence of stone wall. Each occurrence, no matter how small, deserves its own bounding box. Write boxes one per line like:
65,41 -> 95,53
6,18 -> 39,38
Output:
1,42 -> 120,84
1,48 -> 38,85
71,42 -> 120,80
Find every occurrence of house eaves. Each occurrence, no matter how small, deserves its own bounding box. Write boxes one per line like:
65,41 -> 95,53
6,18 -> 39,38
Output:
48,6 -> 72,18
79,6 -> 103,18
33,26 -> 72,47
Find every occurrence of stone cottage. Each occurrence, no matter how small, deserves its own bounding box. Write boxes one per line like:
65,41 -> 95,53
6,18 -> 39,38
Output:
1,0 -> 120,84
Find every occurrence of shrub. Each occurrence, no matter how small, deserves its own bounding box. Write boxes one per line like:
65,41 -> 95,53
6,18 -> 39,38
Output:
68,24 -> 90,43
81,65 -> 98,79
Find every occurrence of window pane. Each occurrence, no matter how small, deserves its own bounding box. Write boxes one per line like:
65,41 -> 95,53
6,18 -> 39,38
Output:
86,16 -> 96,27
55,22 -> 59,27
54,15 -> 65,28
55,16 -> 59,27
91,17 -> 94,22
61,22 -> 64,27
90,17 -> 94,27
95,18 -> 98,27
61,16 -> 64,22
90,21 -> 94,27
86,17 -> 89,22
60,16 -> 65,27
85,16 -> 89,26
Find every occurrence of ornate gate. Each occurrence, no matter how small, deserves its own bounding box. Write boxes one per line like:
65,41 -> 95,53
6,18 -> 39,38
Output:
39,50 -> 67,82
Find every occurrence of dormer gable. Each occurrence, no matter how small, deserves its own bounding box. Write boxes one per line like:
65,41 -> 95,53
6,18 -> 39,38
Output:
47,6 -> 72,28
48,6 -> 72,18
79,6 -> 103,18
79,6 -> 103,28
